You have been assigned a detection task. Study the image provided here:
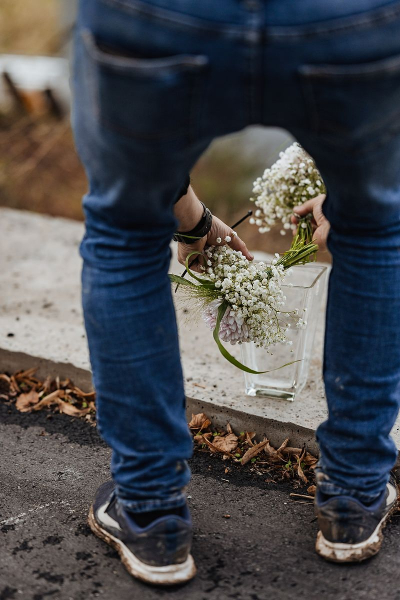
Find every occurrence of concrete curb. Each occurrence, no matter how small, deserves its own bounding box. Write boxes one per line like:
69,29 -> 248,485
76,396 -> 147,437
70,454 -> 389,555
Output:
0,347 -> 319,455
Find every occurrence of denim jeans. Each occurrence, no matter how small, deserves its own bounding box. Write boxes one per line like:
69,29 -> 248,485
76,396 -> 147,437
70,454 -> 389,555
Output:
72,0 -> 400,509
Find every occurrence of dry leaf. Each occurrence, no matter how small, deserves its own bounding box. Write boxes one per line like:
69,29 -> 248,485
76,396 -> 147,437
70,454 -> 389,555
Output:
30,390 -> 93,417
16,389 -> 40,412
307,485 -> 316,496
241,439 -> 270,465
277,438 -> 289,454
9,376 -> 20,396
72,386 -> 96,400
296,459 -> 308,484
226,422 -> 233,434
188,413 -> 211,431
58,401 -> 92,417
303,452 -> 318,467
31,389 -> 65,411
282,447 -> 302,457
245,432 -> 256,447
212,433 -> 238,454
196,434 -> 235,458
15,367 -> 37,381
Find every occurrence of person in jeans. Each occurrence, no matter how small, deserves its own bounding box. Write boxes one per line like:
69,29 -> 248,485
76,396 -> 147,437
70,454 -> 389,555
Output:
72,0 -> 400,584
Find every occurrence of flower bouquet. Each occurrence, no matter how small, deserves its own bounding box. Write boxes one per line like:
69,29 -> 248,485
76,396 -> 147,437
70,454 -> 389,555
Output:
170,143 -> 327,389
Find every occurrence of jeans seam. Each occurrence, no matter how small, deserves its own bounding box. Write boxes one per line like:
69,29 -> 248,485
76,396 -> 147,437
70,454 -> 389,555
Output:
265,1 -> 400,40
101,0 -> 245,38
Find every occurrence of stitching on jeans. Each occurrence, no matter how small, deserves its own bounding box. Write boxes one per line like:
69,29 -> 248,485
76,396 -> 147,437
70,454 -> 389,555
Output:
299,53 -> 400,80
266,1 -> 400,39
102,0 -> 400,41
102,0 -> 245,37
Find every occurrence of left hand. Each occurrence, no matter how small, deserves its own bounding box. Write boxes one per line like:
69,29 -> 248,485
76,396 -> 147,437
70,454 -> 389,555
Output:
177,214 -> 253,272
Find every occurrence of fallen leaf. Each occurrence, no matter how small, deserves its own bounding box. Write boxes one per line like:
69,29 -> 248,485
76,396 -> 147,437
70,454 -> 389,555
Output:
212,433 -> 238,454
15,367 -> 37,381
282,447 -> 302,457
72,386 -> 96,400
196,434 -> 235,458
30,390 -> 93,417
277,438 -> 289,454
9,376 -> 20,396
296,459 -> 308,484
245,432 -> 256,447
241,439 -> 270,465
307,485 -> 316,496
303,452 -> 318,467
226,422 -> 233,434
31,389 -> 65,411
16,389 -> 40,412
188,413 -> 211,431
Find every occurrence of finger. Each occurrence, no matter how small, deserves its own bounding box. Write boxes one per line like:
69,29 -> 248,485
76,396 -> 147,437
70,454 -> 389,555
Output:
228,234 -> 254,261
292,194 -> 326,218
312,223 -> 330,252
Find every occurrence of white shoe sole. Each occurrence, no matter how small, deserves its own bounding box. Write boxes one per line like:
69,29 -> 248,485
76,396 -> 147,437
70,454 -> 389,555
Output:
316,502 -> 397,563
88,506 -> 196,585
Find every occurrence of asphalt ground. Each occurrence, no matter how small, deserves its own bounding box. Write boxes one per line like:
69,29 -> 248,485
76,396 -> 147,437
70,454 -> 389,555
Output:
1,403 -> 400,600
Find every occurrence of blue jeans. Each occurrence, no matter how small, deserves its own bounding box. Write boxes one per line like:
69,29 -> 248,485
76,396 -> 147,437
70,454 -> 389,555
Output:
72,0 -> 400,509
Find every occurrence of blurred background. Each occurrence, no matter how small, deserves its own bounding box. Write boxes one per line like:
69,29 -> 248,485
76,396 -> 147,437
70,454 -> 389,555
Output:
0,0 -> 310,254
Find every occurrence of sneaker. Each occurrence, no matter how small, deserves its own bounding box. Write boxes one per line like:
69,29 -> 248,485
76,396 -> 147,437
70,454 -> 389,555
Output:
88,481 -> 196,585
315,476 -> 398,563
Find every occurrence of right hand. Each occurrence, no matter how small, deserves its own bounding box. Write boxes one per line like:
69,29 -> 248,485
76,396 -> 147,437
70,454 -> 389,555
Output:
291,194 -> 330,251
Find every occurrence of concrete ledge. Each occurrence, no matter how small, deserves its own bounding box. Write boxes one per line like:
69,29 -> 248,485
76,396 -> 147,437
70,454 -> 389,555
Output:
0,346 -> 319,454
3,207 -> 398,452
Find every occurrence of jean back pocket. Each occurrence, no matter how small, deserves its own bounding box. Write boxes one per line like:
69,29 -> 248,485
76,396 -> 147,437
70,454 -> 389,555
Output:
81,29 -> 209,144
299,53 -> 400,152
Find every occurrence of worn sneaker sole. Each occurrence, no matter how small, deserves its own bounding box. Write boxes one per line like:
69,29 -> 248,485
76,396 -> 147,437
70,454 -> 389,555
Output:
316,500 -> 398,563
88,506 -> 196,585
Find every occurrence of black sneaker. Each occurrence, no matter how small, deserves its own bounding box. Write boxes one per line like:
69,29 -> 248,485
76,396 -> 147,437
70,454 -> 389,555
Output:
88,481 -> 196,585
315,476 -> 398,563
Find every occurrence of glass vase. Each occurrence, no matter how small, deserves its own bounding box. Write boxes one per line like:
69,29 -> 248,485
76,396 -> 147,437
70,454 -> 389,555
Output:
240,264 -> 327,401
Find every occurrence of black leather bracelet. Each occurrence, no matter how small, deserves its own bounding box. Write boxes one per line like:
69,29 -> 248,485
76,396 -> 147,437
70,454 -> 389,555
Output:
173,202 -> 213,245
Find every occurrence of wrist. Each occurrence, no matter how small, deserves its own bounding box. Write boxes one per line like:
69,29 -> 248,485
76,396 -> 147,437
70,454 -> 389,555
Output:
173,201 -> 213,245
174,187 -> 204,231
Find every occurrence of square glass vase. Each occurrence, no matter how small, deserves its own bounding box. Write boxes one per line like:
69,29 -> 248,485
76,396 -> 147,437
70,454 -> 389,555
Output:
240,264 -> 327,401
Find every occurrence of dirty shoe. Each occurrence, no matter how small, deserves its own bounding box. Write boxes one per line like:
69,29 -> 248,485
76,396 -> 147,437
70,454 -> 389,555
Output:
315,476 -> 398,563
88,481 -> 196,585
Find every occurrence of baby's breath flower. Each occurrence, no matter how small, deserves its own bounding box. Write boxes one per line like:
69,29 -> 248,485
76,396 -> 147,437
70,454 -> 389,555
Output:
199,246 -> 301,349
250,143 -> 326,234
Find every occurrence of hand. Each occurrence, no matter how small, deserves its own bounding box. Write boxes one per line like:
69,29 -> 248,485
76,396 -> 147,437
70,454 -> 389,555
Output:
177,215 -> 253,272
291,194 -> 330,251
174,186 -> 253,271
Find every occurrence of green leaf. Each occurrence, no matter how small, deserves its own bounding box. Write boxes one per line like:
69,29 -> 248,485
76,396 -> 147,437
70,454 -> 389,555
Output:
213,302 -> 300,375
185,252 -> 216,288
168,274 -> 198,288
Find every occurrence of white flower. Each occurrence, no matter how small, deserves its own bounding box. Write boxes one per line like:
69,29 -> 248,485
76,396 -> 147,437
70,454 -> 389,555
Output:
225,236 -> 231,243
249,143 -> 325,234
216,237 -> 222,243
199,246 -> 302,350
